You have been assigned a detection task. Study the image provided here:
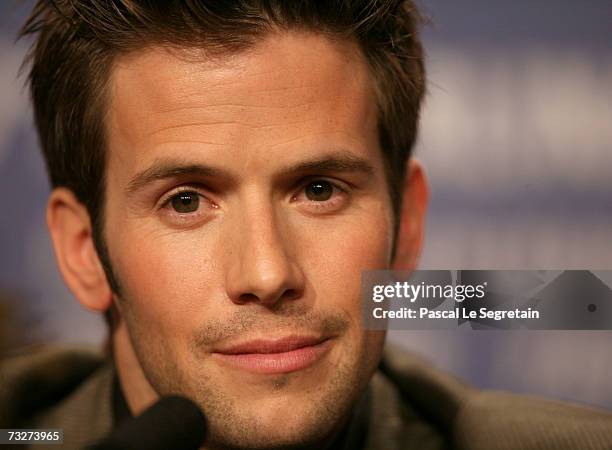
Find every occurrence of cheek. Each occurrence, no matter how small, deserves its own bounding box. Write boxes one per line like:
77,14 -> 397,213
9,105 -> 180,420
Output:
308,198 -> 392,276
304,214 -> 390,377
110,227 -> 221,337
298,201 -> 392,320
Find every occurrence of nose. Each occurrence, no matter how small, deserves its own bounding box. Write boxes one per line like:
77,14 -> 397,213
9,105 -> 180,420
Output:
225,201 -> 305,307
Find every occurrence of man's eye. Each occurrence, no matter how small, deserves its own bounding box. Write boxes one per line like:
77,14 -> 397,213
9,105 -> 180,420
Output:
304,180 -> 334,201
170,191 -> 200,213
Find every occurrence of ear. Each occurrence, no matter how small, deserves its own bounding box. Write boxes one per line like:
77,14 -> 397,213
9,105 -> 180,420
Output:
391,159 -> 429,271
47,188 -> 113,312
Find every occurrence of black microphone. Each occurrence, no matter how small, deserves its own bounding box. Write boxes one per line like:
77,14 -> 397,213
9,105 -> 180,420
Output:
87,395 -> 207,450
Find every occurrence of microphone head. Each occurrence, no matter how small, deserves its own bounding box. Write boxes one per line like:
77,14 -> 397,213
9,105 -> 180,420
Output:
89,395 -> 206,450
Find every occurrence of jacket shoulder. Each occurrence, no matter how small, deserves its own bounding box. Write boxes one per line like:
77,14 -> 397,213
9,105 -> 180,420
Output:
380,344 -> 612,450
455,388 -> 612,450
0,346 -> 105,427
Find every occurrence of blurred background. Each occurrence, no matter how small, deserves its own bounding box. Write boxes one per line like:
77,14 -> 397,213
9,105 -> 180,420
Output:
1,1 -> 611,407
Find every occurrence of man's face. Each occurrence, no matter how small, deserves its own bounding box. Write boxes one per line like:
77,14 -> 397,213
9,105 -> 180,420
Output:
104,32 -> 393,448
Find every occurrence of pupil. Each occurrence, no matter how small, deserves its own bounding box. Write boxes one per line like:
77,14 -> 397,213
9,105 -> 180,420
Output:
172,192 -> 199,213
306,181 -> 332,201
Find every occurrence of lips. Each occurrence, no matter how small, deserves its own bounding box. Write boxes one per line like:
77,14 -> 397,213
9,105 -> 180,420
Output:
216,336 -> 325,355
212,335 -> 332,375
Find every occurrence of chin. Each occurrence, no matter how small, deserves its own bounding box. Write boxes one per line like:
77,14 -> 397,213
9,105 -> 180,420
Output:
183,342 -> 372,449
203,399 -> 343,450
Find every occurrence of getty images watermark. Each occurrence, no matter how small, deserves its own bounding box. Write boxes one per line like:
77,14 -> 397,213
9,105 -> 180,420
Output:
361,271 -> 612,330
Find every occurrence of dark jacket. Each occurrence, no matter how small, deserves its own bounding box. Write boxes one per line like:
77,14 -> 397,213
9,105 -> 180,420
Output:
2,345 -> 612,450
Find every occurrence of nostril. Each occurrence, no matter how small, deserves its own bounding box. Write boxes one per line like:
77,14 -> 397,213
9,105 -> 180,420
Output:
283,289 -> 300,301
234,288 -> 301,307
236,293 -> 260,304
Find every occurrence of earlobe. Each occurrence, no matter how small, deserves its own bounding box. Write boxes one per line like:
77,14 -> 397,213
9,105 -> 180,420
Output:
391,159 -> 429,271
47,188 -> 113,312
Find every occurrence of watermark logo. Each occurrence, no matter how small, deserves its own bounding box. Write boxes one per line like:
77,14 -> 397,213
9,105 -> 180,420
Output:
362,270 -> 612,330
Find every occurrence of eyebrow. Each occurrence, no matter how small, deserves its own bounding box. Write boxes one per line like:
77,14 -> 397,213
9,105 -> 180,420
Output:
283,153 -> 375,178
125,162 -> 231,195
125,151 -> 375,195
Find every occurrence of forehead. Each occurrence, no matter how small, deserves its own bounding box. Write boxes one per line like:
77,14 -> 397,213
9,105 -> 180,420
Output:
107,31 -> 380,176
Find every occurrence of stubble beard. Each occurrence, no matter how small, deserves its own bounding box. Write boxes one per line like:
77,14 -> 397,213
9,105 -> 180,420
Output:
120,300 -> 381,450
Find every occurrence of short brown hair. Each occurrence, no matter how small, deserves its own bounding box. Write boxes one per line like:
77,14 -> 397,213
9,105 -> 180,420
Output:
20,0 -> 425,292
